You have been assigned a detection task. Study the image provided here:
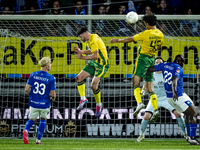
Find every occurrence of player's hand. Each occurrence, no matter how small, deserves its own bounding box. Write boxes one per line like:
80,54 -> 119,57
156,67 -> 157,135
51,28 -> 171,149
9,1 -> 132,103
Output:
75,53 -> 83,59
50,97 -> 55,102
173,93 -> 178,101
73,46 -> 82,54
110,39 -> 118,43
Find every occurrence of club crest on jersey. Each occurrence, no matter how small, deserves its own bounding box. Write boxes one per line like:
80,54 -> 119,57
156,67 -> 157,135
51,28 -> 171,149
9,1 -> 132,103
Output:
176,69 -> 180,73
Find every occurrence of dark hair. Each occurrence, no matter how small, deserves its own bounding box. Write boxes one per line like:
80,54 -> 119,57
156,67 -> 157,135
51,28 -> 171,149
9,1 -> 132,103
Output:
173,54 -> 185,63
155,57 -> 164,62
142,14 -> 157,26
77,26 -> 88,36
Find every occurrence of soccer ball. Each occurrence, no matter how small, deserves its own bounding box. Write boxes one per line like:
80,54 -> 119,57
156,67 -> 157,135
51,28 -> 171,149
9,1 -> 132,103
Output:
126,11 -> 138,24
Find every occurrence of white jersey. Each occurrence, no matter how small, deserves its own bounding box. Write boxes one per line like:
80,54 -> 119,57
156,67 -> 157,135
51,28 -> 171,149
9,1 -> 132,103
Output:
153,72 -> 166,101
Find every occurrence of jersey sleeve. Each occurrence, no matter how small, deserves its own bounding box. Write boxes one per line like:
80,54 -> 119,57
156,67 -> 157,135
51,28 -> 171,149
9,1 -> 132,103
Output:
133,32 -> 145,42
51,77 -> 56,90
90,35 -> 99,53
172,66 -> 182,79
154,63 -> 165,71
27,73 -> 33,85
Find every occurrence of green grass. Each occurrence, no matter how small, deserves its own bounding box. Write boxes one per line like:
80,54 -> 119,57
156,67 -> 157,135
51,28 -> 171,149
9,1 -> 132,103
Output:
0,139 -> 200,150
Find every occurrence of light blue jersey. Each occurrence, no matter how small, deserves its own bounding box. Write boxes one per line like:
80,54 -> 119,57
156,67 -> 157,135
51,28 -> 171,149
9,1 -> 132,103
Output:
153,72 -> 166,100
27,70 -> 56,109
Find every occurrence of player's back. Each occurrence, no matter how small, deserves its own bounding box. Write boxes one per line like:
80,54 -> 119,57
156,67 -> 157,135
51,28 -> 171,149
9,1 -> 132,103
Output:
134,29 -> 164,57
161,62 -> 184,98
28,70 -> 55,109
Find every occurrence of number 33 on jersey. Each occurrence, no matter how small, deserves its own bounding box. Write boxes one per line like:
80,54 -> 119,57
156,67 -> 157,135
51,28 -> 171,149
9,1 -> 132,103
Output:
27,70 -> 56,109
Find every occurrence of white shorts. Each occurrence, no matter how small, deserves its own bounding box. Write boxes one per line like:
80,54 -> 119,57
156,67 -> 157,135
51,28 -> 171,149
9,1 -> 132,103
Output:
167,93 -> 193,113
145,96 -> 175,113
29,106 -> 50,120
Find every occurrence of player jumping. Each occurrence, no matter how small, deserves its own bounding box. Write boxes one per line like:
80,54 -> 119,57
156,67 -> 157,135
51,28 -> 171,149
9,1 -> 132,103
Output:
136,57 -> 186,142
111,14 -> 164,122
23,57 -> 56,145
74,26 -> 109,117
147,54 -> 200,145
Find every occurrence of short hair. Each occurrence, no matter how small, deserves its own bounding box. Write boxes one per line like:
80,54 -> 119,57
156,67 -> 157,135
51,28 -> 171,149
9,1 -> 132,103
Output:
155,56 -> 164,62
77,26 -> 88,36
39,57 -> 51,67
142,14 -> 157,26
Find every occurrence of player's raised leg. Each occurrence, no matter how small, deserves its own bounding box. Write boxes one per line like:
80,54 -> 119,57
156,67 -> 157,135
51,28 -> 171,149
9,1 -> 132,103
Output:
133,75 -> 145,116
91,76 -> 103,117
146,81 -> 159,122
76,70 -> 90,110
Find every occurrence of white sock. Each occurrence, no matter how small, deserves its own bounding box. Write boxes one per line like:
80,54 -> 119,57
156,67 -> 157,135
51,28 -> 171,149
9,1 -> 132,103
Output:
96,103 -> 101,106
81,96 -> 86,100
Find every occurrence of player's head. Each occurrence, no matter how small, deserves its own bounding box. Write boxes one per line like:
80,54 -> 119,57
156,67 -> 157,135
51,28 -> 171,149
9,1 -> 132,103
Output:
77,26 -> 90,42
155,57 -> 164,65
173,54 -> 185,67
142,14 -> 157,27
39,57 -> 51,71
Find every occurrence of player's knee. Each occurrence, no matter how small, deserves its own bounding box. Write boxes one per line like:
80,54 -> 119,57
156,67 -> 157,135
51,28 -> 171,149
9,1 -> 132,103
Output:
144,112 -> 151,120
173,110 -> 182,118
90,84 -> 97,91
30,118 -> 37,122
76,75 -> 82,82
40,117 -> 46,120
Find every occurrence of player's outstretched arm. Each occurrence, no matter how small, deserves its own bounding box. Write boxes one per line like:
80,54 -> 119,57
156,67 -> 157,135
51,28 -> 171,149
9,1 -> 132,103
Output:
172,76 -> 178,101
50,90 -> 56,102
147,66 -> 156,72
25,84 -> 31,96
110,37 -> 134,43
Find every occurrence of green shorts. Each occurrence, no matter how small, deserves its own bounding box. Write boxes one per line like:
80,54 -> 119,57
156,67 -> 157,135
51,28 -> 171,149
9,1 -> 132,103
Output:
83,60 -> 109,80
133,54 -> 155,82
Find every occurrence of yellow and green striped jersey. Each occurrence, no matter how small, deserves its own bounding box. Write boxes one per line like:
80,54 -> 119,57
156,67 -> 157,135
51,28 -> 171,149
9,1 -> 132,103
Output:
133,29 -> 164,57
88,34 -> 109,65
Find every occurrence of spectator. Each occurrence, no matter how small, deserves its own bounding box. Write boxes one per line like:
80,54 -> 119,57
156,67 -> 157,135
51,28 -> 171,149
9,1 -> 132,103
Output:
180,8 -> 200,36
181,25 -> 193,36
103,0 -> 111,14
38,0 -> 50,14
2,6 -> 11,15
156,0 -> 172,14
145,6 -> 152,15
46,0 -> 66,15
95,5 -> 106,36
113,4 -> 131,36
74,0 -> 86,26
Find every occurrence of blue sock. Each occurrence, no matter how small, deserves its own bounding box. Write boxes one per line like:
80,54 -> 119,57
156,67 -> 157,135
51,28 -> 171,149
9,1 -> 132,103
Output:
37,120 -> 46,140
185,123 -> 190,136
141,119 -> 149,133
177,116 -> 185,132
25,120 -> 35,132
189,124 -> 197,138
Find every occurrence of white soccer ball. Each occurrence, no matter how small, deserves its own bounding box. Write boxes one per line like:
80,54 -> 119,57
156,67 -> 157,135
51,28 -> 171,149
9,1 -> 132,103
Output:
126,11 -> 138,24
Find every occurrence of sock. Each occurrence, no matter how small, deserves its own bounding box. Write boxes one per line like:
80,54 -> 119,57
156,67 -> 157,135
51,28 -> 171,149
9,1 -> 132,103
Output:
93,88 -> 101,104
177,116 -> 186,132
37,120 -> 46,140
25,120 -> 35,132
189,124 -> 197,138
77,81 -> 85,99
141,119 -> 149,133
134,86 -> 142,104
185,123 -> 190,136
149,92 -> 158,110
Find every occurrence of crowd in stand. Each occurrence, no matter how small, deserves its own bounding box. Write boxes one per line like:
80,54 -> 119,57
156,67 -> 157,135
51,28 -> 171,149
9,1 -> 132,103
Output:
0,0 -> 199,37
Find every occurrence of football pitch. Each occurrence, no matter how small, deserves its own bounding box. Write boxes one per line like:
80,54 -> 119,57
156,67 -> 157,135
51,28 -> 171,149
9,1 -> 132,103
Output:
0,139 -> 200,150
